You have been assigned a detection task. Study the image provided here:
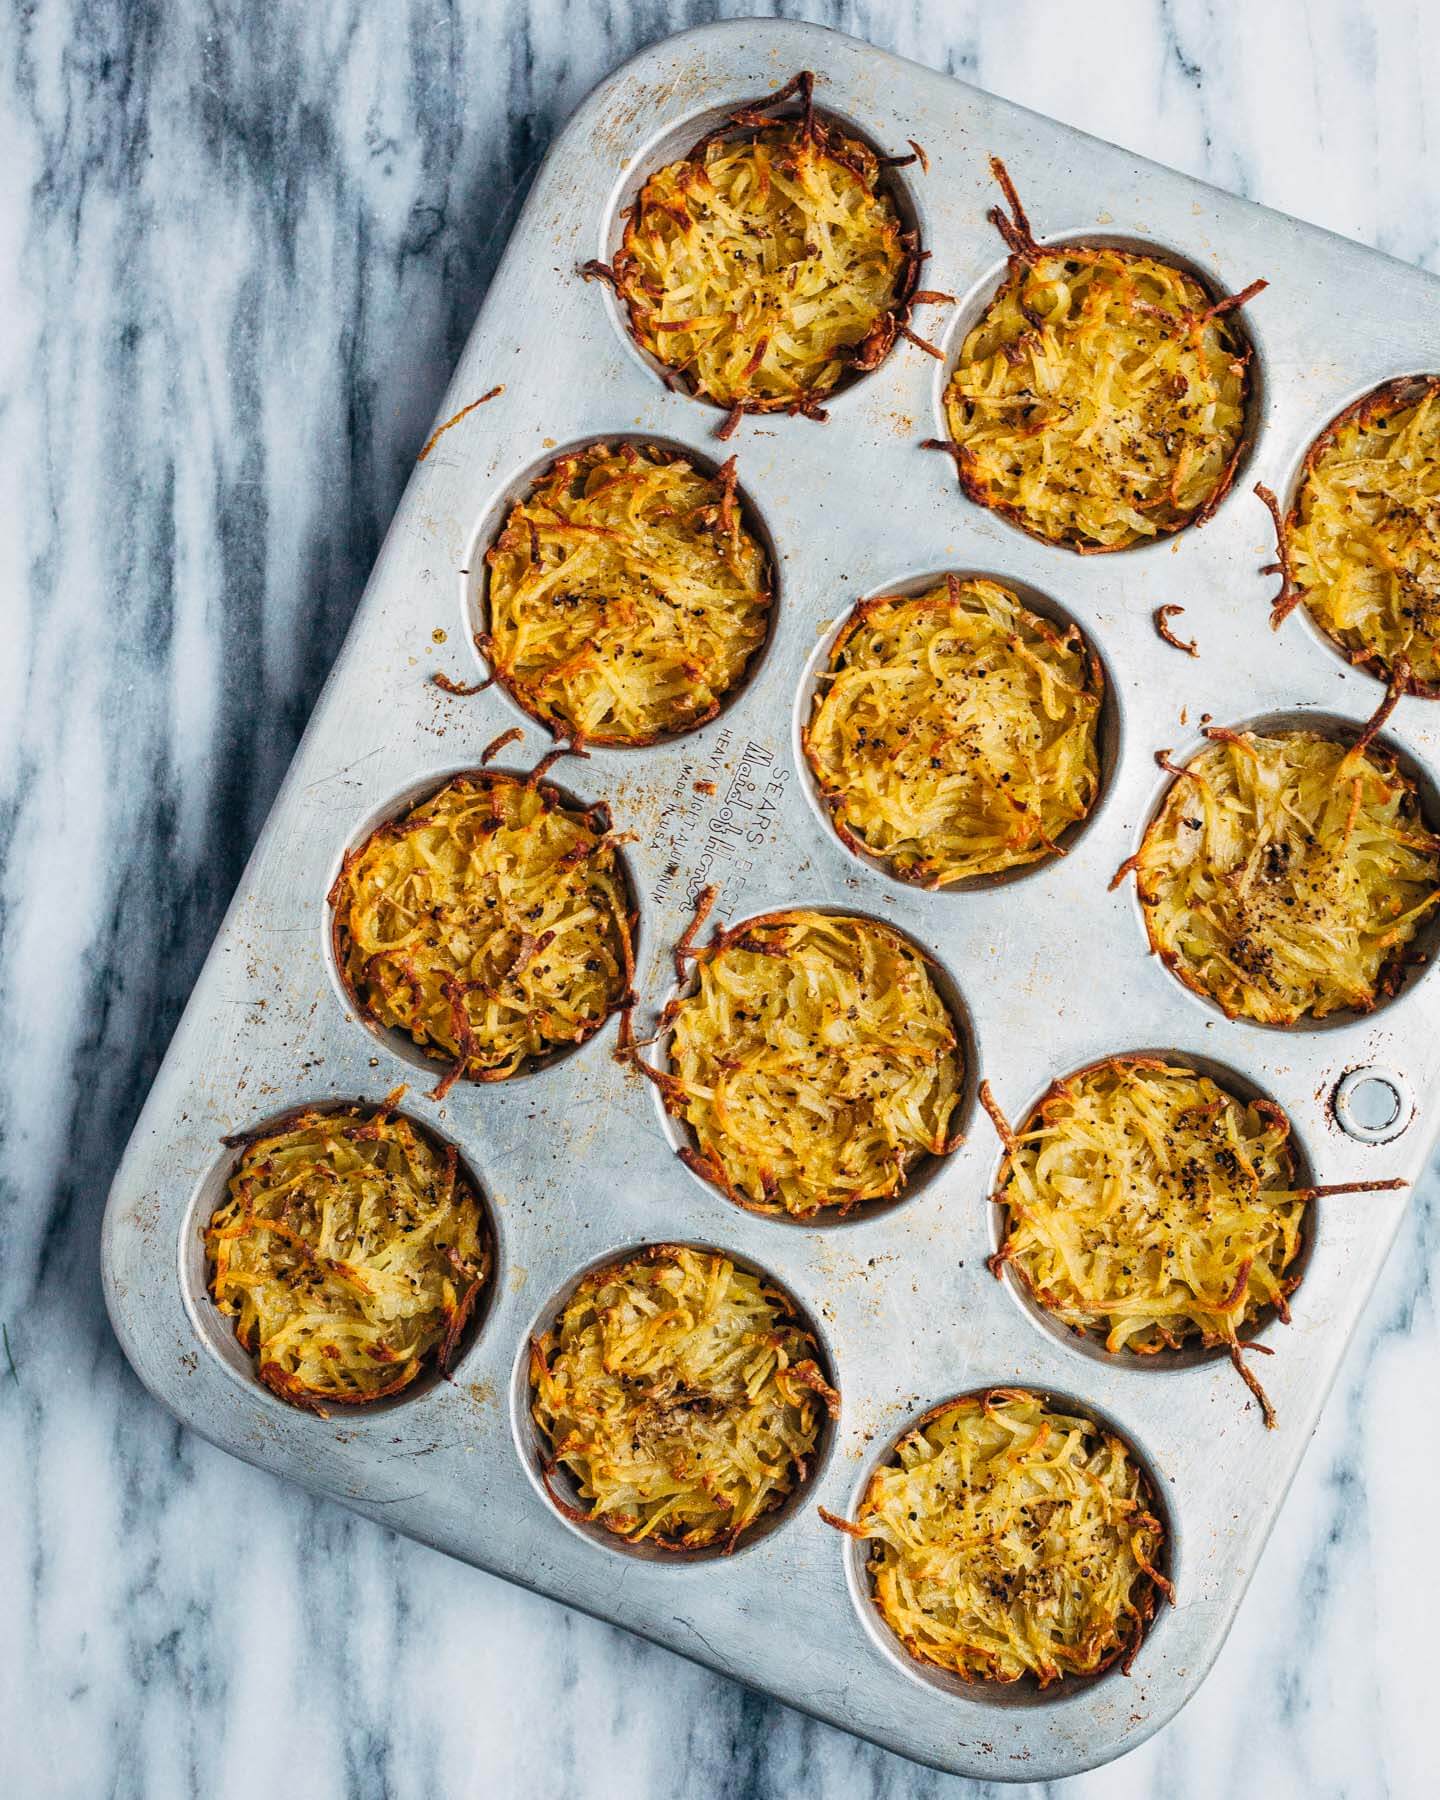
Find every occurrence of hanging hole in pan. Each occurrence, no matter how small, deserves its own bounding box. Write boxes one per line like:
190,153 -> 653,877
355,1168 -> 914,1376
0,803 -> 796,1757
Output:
1333,1066 -> 1413,1144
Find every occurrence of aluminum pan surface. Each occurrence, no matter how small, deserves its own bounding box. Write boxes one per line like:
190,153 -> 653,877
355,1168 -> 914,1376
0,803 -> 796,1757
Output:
101,18 -> 1440,1783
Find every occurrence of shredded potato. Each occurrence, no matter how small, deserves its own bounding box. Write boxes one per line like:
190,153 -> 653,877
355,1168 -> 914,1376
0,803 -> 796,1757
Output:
483,442 -> 771,745
938,159 -> 1260,551
1272,376 -> 1440,694
825,1390 -> 1168,1685
530,1245 -> 837,1551
1130,723 -> 1440,1024
803,577 -> 1102,885
993,1057 -> 1301,1361
331,772 -> 634,1091
654,909 -> 963,1218
205,1098 -> 489,1413
608,71 -> 915,417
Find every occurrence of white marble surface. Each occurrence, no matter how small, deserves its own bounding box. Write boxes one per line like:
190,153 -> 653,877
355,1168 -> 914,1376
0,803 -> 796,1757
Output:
3,2 -> 1439,1795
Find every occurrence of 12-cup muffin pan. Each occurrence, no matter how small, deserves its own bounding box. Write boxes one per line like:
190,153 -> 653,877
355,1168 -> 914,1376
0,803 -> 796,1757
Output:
102,19 -> 1440,1782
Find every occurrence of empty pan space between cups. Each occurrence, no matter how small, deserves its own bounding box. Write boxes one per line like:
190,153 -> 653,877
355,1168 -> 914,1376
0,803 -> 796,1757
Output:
791,567 -> 1124,893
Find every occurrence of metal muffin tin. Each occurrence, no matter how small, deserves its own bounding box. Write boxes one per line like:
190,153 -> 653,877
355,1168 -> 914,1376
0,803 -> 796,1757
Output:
102,18 -> 1440,1782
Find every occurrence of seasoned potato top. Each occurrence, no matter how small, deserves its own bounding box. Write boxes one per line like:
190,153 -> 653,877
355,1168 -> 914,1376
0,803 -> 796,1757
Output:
656,909 -> 963,1218
994,1058 -> 1301,1356
530,1245 -> 836,1551
1130,725 -> 1440,1025
940,161 -> 1261,550
206,1100 -> 489,1412
331,772 -> 634,1090
804,577 -> 1103,885
1276,376 -> 1440,693
826,1390 -> 1169,1685
611,74 -> 913,415
484,442 -> 770,745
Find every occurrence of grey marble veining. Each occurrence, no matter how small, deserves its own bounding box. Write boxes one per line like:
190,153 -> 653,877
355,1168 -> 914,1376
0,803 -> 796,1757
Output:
2,2 -> 1438,1797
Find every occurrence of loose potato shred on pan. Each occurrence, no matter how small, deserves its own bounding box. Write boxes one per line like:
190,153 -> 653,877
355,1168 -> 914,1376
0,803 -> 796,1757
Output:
1153,604 -> 1199,656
